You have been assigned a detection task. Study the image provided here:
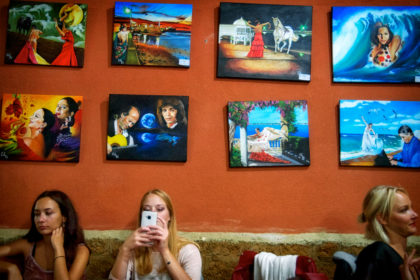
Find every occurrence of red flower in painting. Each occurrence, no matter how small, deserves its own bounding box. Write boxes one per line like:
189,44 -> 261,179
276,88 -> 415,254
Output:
5,97 -> 23,118
249,151 -> 291,164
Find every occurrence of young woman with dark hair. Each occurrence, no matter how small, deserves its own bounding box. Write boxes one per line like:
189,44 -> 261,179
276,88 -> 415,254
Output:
0,190 -> 89,279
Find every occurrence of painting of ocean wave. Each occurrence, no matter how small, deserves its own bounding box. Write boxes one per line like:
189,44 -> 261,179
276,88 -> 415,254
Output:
332,6 -> 420,83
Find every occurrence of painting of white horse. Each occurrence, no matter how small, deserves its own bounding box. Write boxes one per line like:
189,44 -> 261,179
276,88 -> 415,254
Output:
217,3 -> 312,81
272,17 -> 299,54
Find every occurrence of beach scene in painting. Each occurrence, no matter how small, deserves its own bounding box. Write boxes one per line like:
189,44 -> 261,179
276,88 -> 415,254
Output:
5,1 -> 87,67
107,94 -> 188,162
218,3 -> 312,81
228,100 -> 309,167
0,93 -> 83,162
340,100 -> 420,168
112,2 -> 192,67
332,6 -> 420,83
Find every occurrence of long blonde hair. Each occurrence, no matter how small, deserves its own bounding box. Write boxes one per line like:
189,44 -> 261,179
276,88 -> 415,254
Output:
135,189 -> 198,275
358,185 -> 408,243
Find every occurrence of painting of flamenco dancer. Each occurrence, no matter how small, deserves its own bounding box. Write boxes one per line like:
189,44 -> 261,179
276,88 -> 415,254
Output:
218,3 -> 312,81
111,2 -> 192,67
5,1 -> 87,67
332,6 -> 420,83
107,94 -> 188,162
339,100 -> 420,168
228,100 -> 310,167
0,93 -> 83,162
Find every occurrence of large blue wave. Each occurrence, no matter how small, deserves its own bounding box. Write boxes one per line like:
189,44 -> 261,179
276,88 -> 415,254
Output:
332,8 -> 420,82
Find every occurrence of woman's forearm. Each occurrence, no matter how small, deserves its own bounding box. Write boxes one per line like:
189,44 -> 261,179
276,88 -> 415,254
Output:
160,249 -> 191,280
109,246 -> 132,279
53,254 -> 70,280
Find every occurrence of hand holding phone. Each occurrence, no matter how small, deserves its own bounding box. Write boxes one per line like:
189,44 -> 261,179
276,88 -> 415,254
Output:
141,211 -> 157,228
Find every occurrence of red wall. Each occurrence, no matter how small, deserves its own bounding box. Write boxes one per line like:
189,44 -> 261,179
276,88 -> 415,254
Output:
0,0 -> 419,234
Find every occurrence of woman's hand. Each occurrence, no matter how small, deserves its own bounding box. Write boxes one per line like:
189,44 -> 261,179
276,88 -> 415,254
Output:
121,227 -> 154,252
400,249 -> 420,280
51,227 -> 65,256
148,217 -> 169,253
60,116 -> 71,130
0,261 -> 23,280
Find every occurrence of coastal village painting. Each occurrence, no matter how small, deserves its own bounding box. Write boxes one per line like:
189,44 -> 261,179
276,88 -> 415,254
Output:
332,6 -> 420,83
0,93 -> 83,162
112,2 -> 192,67
107,94 -> 188,162
339,100 -> 420,168
5,1 -> 88,67
218,3 -> 312,81
228,100 -> 310,167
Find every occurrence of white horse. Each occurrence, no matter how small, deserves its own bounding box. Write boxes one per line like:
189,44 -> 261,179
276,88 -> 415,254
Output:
272,17 -> 299,54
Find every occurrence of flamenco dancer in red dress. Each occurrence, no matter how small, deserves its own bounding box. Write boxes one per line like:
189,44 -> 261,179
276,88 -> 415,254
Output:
51,19 -> 78,66
247,20 -> 271,58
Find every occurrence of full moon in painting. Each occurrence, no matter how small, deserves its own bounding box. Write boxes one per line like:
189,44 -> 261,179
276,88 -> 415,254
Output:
141,113 -> 156,128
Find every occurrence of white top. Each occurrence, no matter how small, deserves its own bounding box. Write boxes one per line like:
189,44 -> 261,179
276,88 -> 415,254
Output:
110,244 -> 202,280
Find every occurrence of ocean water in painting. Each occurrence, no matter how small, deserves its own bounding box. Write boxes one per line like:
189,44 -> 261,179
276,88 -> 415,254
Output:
332,6 -> 420,83
340,134 -> 403,160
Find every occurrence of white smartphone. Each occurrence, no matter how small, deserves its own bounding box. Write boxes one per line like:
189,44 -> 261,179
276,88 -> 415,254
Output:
141,211 -> 157,227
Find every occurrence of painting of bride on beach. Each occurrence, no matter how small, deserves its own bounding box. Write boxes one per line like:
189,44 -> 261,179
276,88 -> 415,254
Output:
217,3 -> 312,81
340,100 -> 420,168
228,100 -> 310,167
111,2 -> 192,67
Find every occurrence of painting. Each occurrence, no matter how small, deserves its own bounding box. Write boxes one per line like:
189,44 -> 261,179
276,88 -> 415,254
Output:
107,94 -> 188,162
5,1 -> 88,67
0,93 -> 83,162
112,2 -> 192,67
339,100 -> 420,168
217,3 -> 312,81
332,6 -> 420,83
228,100 -> 310,167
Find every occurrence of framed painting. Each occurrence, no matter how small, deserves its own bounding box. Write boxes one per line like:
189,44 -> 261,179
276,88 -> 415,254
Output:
0,93 -> 83,162
339,100 -> 420,168
228,100 -> 310,167
5,1 -> 88,67
112,2 -> 192,67
332,6 -> 420,83
217,3 -> 312,81
107,94 -> 188,162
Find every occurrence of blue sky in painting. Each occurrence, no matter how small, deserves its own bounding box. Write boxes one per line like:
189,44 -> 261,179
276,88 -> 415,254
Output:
114,2 -> 192,22
340,100 -> 420,135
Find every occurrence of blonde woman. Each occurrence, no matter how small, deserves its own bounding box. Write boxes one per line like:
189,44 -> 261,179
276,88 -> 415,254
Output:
354,185 -> 419,279
109,189 -> 202,280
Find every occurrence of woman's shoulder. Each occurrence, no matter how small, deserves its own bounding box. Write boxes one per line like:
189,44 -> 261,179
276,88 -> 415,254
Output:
6,238 -> 33,256
358,241 -> 400,260
178,242 -> 201,258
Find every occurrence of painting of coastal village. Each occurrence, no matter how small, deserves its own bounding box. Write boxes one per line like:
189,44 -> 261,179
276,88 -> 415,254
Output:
5,1 -> 87,67
107,94 -> 188,162
112,2 -> 192,67
0,93 -> 83,162
340,100 -> 420,168
228,100 -> 310,167
218,3 -> 312,81
332,6 -> 420,83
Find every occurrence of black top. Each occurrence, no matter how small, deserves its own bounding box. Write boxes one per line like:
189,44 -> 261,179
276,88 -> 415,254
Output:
353,241 -> 402,280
